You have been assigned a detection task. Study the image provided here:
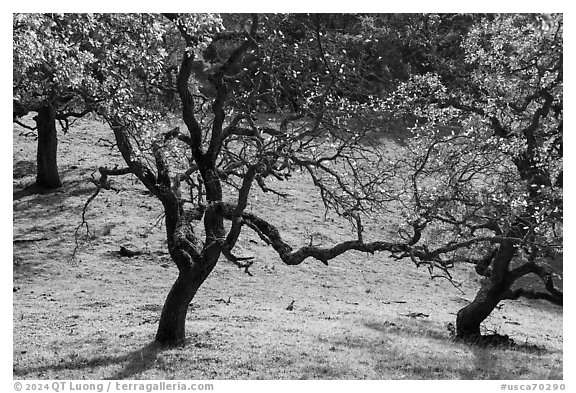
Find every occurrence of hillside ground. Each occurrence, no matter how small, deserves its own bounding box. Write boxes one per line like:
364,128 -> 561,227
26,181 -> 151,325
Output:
12,116 -> 562,380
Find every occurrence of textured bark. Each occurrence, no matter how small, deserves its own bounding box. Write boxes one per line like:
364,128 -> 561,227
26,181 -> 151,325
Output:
35,105 -> 62,188
456,281 -> 508,338
154,167 -> 224,347
456,242 -> 516,338
155,255 -> 218,346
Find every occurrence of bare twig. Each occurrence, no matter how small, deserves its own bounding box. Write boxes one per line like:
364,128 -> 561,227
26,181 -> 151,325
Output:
14,118 -> 37,131
71,166 -> 133,260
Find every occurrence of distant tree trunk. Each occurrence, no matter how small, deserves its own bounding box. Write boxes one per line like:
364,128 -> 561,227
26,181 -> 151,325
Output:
456,242 -> 516,338
35,104 -> 62,188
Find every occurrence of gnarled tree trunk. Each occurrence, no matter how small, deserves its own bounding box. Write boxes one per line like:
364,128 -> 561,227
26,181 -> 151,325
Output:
456,242 -> 516,338
155,168 -> 225,347
35,104 -> 62,188
155,256 -> 219,346
456,280 -> 508,338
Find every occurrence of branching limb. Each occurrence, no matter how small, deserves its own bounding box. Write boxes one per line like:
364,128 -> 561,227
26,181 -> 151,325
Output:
169,207 -> 205,271
225,165 -> 258,248
219,240 -> 255,276
507,261 -> 563,305
96,137 -> 117,149
93,166 -> 132,191
162,126 -> 194,147
214,202 -> 406,266
106,118 -> 161,198
343,210 -> 363,242
255,175 -> 288,197
13,118 -> 37,131
502,288 -> 562,306
162,14 -> 205,161
435,97 -> 511,138
202,237 -> 255,275
72,166 -> 133,260
428,270 -> 464,293
207,14 -> 259,161
214,201 -> 529,270
55,108 -> 92,132
72,186 -> 99,258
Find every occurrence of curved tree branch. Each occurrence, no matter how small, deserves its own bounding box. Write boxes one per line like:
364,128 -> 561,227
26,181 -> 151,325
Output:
508,260 -> 563,306
212,201 -> 526,268
502,288 -> 562,306
207,14 -> 259,161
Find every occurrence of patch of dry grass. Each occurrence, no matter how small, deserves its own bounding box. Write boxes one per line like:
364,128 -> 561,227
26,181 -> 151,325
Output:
13,117 -> 562,380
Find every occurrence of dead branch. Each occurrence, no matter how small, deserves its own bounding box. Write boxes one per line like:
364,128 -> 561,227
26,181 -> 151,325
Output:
14,236 -> 49,243
96,137 -> 117,149
215,297 -> 232,305
119,246 -> 143,258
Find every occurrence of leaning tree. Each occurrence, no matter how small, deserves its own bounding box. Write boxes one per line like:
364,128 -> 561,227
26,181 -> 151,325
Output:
389,13 -> 563,340
88,13 -> 454,346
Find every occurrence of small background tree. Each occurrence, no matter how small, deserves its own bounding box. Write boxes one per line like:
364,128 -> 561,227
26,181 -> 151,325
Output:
13,13 -> 170,189
14,14 -> 99,188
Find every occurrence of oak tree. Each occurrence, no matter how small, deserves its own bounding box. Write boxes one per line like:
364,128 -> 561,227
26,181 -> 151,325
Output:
13,13 -> 169,188
22,13 -> 562,347
92,13 -> 431,346
390,13 -> 563,340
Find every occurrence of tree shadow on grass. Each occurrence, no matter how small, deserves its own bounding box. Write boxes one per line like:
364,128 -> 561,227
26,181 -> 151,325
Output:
107,341 -> 164,380
457,342 -> 561,380
361,318 -> 560,379
13,182 -> 54,201
13,341 -> 165,380
13,160 -> 36,180
364,318 -> 448,341
455,334 -> 559,380
457,345 -> 505,380
13,175 -> 95,204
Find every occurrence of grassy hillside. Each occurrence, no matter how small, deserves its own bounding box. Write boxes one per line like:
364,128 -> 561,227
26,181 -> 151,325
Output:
13,117 -> 562,380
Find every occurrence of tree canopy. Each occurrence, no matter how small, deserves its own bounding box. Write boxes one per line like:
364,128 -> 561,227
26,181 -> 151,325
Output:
13,13 -> 170,187
13,13 -> 563,346
388,13 -> 562,338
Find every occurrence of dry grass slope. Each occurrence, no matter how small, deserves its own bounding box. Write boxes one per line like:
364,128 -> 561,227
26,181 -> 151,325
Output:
13,117 -> 562,380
